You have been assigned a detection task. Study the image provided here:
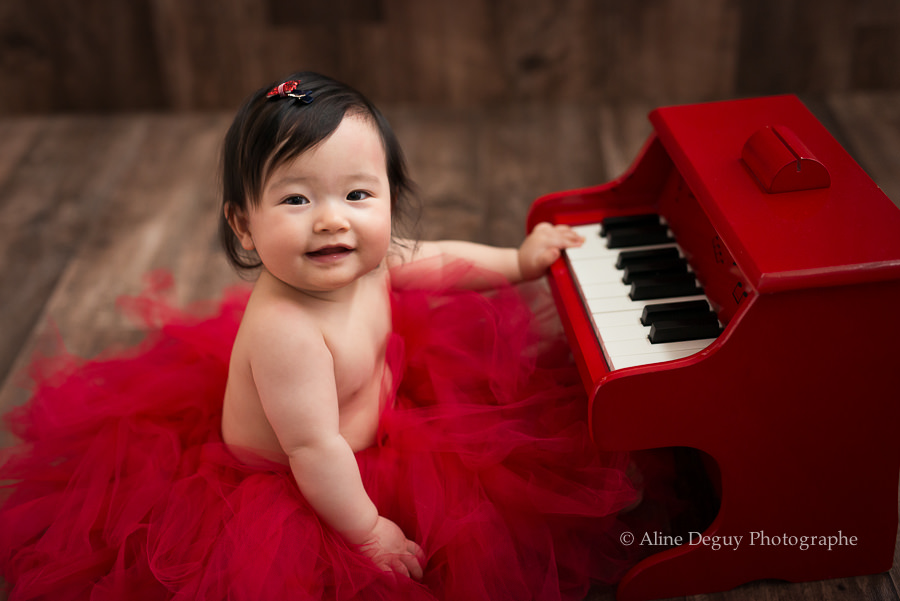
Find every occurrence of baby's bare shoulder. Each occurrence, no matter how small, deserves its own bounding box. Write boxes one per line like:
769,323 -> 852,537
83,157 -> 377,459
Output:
239,293 -> 324,356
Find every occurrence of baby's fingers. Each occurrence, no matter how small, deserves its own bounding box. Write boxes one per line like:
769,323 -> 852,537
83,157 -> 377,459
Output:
552,224 -> 585,247
389,549 -> 425,581
533,222 -> 584,248
407,540 -> 426,578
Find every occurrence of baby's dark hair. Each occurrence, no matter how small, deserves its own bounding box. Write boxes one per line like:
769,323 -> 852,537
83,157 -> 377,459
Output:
218,71 -> 418,270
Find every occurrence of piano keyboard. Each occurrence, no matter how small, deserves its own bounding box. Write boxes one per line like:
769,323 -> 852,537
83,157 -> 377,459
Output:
566,214 -> 722,370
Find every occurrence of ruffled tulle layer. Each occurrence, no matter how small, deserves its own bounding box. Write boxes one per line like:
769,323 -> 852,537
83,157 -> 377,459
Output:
1,264 -> 648,600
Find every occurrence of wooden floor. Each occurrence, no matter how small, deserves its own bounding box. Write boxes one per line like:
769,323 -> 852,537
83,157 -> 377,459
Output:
1,92 -> 899,600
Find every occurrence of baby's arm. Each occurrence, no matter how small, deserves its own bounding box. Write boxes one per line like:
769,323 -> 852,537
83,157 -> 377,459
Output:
249,311 -> 423,578
393,222 -> 583,284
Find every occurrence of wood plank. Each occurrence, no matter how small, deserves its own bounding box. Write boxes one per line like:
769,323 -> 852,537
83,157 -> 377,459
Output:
0,116 -> 147,389
0,117 -> 42,188
3,0 -> 900,113
597,101 -> 657,181
32,114 -> 240,357
473,103 -> 618,247
365,0 -> 499,106
825,92 -> 900,208
150,0 -> 271,110
686,573 -> 899,601
599,0 -> 740,104
0,115 -> 242,450
386,106 -> 485,242
736,0 -> 857,95
0,0 -> 165,113
848,0 -> 900,90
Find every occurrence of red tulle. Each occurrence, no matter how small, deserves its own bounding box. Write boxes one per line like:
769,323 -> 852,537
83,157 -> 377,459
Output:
1,263 -> 646,600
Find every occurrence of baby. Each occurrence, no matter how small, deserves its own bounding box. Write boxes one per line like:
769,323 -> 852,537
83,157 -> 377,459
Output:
218,72 -> 584,578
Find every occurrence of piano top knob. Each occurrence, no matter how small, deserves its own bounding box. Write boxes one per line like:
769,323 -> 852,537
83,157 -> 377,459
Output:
741,125 -> 831,194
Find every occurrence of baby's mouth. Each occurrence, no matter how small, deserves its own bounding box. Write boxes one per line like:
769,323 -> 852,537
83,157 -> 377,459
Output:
306,245 -> 354,258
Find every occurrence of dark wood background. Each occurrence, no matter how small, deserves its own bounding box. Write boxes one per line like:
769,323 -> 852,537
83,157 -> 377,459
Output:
1,0 -> 898,114
1,1 -> 900,600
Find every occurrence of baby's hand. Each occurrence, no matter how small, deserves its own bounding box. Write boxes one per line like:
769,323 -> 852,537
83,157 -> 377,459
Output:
358,516 -> 425,580
518,222 -> 584,281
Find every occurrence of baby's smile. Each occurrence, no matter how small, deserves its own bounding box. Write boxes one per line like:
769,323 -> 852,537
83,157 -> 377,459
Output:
306,245 -> 355,262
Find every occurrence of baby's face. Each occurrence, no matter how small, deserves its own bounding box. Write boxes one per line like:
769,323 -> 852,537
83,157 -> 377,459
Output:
245,115 -> 393,295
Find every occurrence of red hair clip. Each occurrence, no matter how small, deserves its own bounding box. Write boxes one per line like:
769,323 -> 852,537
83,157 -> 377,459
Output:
266,80 -> 314,104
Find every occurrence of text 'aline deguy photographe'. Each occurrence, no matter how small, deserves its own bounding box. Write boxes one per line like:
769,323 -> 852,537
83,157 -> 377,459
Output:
619,530 -> 859,552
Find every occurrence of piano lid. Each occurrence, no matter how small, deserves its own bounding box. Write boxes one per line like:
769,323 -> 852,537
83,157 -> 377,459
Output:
649,94 -> 900,294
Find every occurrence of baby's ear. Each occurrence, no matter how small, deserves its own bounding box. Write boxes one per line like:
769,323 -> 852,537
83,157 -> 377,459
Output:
225,203 -> 255,251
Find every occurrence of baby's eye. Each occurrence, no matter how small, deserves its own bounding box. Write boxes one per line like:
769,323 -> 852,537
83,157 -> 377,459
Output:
282,195 -> 309,206
346,190 -> 371,201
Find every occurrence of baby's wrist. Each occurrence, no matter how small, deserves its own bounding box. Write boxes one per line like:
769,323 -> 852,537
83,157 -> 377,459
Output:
337,507 -> 380,546
517,246 -> 545,281
515,248 -> 528,282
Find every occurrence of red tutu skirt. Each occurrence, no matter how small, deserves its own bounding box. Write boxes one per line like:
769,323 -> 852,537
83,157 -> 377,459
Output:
1,264 -> 649,600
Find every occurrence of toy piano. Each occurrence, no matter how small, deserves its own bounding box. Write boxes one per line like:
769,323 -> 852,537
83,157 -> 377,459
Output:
526,94 -> 900,600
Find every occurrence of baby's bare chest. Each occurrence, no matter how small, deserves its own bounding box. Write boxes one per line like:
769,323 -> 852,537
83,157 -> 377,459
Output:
324,301 -> 392,400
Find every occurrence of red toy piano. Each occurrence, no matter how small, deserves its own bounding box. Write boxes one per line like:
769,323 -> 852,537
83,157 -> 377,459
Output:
526,94 -> 900,600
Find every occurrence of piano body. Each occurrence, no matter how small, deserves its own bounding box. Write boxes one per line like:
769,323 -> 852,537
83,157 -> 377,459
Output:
526,94 -> 900,600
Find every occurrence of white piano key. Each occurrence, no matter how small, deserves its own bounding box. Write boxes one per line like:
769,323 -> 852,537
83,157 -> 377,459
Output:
604,336 -> 713,358
570,242 -> 678,263
596,322 -> 651,342
608,343 -> 715,370
586,294 -> 707,314
564,219 -> 720,371
580,282 -> 628,300
591,309 -> 645,328
568,260 -> 623,286
568,224 -> 605,260
571,224 -> 602,238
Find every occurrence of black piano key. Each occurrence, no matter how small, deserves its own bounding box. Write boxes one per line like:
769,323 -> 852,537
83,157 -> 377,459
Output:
622,257 -> 688,284
641,300 -> 714,326
649,318 -> 723,344
606,223 -> 672,249
629,272 -> 703,301
600,213 -> 661,236
616,246 -> 680,270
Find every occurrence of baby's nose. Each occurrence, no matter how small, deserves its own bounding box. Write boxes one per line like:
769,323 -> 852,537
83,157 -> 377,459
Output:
314,204 -> 350,232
